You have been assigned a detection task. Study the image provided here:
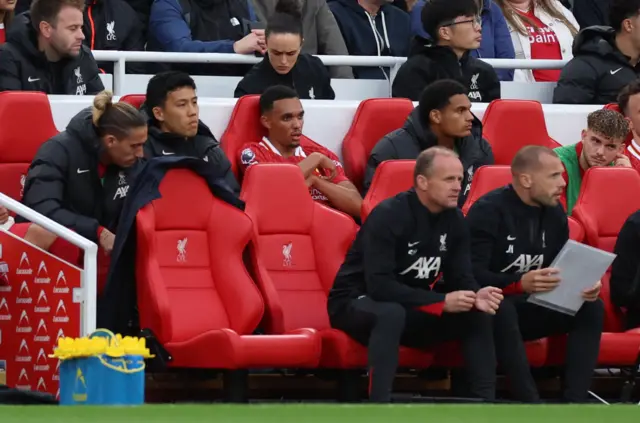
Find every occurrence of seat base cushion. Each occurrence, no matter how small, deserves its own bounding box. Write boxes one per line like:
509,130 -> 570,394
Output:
319,328 -> 434,369
166,328 -> 321,369
433,339 -> 548,368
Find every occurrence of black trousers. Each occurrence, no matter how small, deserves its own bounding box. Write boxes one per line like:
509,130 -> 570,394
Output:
329,296 -> 497,402
493,296 -> 604,402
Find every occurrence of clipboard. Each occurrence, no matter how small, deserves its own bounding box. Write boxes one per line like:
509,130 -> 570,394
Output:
527,240 -> 616,315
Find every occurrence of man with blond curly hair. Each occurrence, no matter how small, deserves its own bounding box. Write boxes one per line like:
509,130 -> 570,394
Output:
555,108 -> 632,215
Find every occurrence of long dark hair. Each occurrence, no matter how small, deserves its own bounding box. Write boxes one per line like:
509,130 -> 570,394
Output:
92,91 -> 146,139
266,0 -> 303,39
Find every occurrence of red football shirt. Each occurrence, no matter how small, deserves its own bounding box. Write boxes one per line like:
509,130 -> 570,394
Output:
626,139 -> 640,174
238,137 -> 349,206
0,23 -> 5,44
517,8 -> 562,82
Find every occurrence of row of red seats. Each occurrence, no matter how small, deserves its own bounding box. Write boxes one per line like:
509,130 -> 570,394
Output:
1,92 -> 639,400
0,91 -> 562,202
139,162 -> 640,401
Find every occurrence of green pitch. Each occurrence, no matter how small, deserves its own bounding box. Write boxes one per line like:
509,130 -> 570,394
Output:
0,404 -> 638,423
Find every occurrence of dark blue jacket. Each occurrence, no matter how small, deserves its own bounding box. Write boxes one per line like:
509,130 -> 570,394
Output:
97,156 -> 244,334
148,0 -> 257,54
328,0 -> 411,80
410,0 -> 515,81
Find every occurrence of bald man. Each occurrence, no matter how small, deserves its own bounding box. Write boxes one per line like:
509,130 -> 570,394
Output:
329,146 -> 503,403
466,145 -> 604,403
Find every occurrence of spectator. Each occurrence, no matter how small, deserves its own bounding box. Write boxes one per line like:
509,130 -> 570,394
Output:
617,80 -> 640,173
127,0 -> 153,39
572,0 -> 609,27
411,0 -> 515,81
328,0 -> 411,79
251,0 -> 353,78
393,0 -> 500,102
148,0 -> 266,76
555,109 -> 631,215
83,0 -> 146,74
365,80 -> 494,206
235,0 -> 335,99
467,145 -> 604,403
13,91 -> 147,292
553,0 -> 640,104
610,209 -> 640,329
237,85 -> 362,218
0,0 -> 104,95
0,0 -> 16,44
328,147 -> 503,403
493,0 -> 578,82
144,71 -> 241,195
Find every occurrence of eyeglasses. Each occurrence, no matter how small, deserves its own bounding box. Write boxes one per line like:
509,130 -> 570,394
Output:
441,15 -> 482,28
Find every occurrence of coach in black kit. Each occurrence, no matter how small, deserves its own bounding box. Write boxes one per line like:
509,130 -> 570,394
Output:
327,146 -> 504,403
467,146 -> 604,403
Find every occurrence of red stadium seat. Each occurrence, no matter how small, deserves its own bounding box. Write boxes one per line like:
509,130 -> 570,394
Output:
482,100 -> 561,166
119,94 -> 146,109
361,160 -> 415,221
548,167 -> 640,371
572,167 -> 640,252
341,98 -> 414,190
460,165 -> 512,215
240,164 -> 434,374
0,92 -> 58,202
567,216 -> 585,242
135,169 -> 321,398
220,95 -> 324,182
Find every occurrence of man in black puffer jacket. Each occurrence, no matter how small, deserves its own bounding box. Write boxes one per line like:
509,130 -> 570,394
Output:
143,71 -> 241,195
364,79 -> 494,207
554,0 -> 640,105
0,0 -> 104,95
392,0 -> 499,102
83,0 -> 146,74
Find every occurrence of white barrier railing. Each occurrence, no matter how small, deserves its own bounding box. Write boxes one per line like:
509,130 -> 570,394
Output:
0,193 -> 98,336
91,50 -> 569,95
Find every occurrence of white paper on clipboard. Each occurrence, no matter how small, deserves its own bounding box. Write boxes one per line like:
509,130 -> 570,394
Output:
527,240 -> 616,315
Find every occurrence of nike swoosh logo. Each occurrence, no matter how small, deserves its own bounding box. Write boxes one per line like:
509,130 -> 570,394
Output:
77,169 -> 89,174
408,241 -> 420,247
611,68 -> 623,75
162,150 -> 175,155
507,236 -> 516,241
28,77 -> 40,82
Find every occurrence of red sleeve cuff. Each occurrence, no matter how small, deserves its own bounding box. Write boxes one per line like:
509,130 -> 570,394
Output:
503,280 -> 523,295
97,226 -> 105,239
417,302 -> 445,316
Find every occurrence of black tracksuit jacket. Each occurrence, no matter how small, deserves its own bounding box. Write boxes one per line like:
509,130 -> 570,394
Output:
327,189 -> 479,316
466,185 -> 569,295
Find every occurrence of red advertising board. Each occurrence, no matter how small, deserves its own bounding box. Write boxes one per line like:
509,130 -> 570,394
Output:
0,229 -> 81,398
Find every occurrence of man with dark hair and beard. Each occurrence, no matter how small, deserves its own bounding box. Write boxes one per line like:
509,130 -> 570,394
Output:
0,0 -> 104,94
467,145 -> 604,403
